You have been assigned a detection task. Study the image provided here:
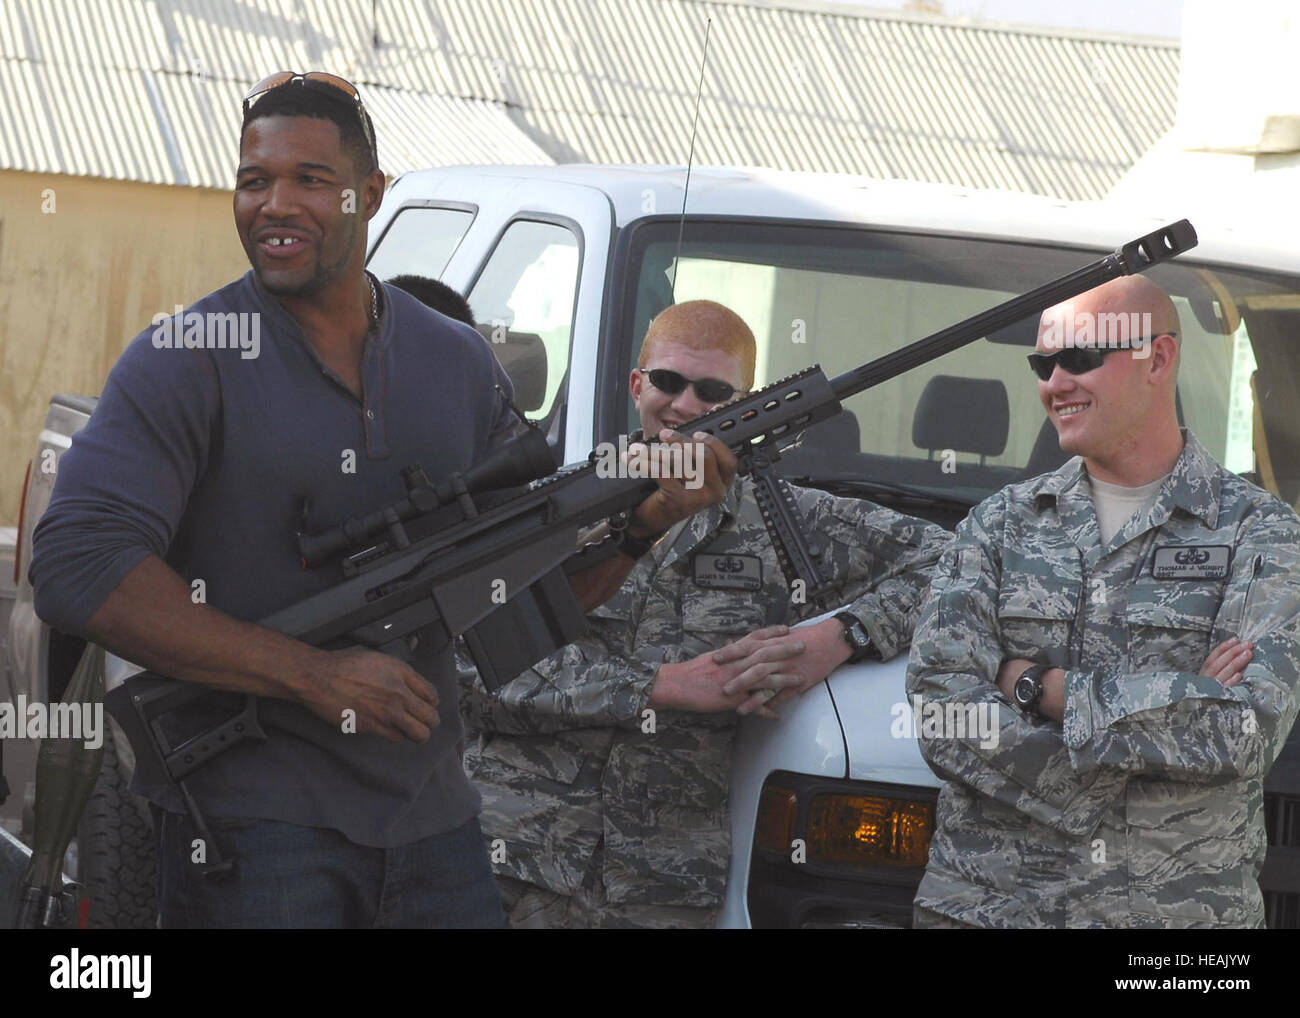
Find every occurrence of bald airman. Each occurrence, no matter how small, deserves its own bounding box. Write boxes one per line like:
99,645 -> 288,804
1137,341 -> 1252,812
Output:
908,277 -> 1300,928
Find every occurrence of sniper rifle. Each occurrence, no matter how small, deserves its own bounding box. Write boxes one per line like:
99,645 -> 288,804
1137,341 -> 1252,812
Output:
61,219 -> 1193,895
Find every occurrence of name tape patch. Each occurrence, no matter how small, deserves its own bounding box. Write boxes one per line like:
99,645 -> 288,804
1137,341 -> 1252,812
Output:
1151,545 -> 1231,580
693,553 -> 763,591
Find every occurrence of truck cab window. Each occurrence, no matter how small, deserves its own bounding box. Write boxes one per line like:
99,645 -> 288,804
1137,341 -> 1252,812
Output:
366,206 -> 475,281
468,219 -> 579,423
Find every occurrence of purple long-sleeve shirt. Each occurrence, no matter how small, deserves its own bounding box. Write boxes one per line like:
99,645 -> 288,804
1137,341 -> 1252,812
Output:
31,271 -> 517,846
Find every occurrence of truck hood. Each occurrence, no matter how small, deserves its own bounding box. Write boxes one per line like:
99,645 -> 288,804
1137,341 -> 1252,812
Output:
721,635 -> 938,929
827,657 -> 937,789
748,608 -> 938,788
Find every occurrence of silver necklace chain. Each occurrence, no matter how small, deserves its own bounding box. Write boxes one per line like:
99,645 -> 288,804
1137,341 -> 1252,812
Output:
367,273 -> 379,326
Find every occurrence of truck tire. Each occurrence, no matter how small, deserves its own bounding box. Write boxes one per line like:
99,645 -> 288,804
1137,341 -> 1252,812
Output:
75,719 -> 157,928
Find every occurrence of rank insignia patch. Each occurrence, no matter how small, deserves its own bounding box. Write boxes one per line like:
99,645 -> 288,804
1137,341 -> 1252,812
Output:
1151,545 -> 1231,580
693,553 -> 763,591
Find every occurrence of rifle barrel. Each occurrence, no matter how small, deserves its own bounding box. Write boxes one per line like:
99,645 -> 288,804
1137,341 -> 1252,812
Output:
829,219 -> 1197,403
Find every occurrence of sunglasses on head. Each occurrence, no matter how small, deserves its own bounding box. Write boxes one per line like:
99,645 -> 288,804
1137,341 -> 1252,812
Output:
243,71 -> 378,170
642,368 -> 742,404
1026,334 -> 1176,381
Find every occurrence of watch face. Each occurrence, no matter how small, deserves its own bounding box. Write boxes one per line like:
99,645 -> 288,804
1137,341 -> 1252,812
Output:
1015,675 -> 1037,706
837,615 -> 874,662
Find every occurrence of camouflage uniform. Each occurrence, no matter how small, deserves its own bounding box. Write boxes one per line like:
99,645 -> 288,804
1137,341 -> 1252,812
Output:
462,477 -> 947,927
908,431 -> 1300,928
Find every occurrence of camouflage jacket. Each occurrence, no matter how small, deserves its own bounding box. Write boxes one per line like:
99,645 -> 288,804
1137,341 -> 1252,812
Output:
462,477 -> 947,911
908,431 -> 1300,928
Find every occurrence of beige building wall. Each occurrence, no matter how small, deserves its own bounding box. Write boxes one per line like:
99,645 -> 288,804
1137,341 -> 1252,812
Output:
0,171 -> 245,525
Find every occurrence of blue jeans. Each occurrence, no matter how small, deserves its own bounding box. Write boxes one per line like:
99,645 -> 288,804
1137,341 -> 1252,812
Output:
155,808 -> 506,929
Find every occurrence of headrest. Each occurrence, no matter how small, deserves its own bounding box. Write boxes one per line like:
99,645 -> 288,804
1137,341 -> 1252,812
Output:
476,325 -> 548,412
912,374 -> 1009,457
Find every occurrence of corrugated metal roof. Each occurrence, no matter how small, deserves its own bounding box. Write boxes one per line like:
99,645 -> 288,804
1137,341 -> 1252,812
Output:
0,0 -> 1179,198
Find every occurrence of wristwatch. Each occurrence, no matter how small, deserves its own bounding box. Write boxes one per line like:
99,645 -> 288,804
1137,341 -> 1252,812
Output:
1014,664 -> 1050,715
834,612 -> 877,663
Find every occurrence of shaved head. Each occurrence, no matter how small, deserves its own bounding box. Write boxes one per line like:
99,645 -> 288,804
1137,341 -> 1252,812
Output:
1034,276 -> 1185,485
1039,276 -> 1181,392
1042,275 -> 1179,353
639,300 -> 757,391
1097,275 -> 1180,337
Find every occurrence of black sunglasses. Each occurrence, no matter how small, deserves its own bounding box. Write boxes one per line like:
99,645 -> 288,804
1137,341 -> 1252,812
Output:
1026,335 -> 1176,381
243,71 -> 378,171
642,368 -> 742,404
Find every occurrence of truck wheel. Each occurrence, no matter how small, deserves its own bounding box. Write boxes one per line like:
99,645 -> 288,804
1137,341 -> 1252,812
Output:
75,719 -> 157,928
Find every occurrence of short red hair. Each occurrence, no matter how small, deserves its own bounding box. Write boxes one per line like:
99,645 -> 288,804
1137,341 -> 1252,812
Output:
638,300 -> 757,391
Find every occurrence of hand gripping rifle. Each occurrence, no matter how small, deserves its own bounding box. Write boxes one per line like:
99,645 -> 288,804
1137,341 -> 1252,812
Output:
89,220 -> 1195,887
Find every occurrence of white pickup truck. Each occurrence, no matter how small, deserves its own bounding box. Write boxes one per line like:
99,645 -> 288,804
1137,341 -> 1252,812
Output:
8,165 -> 1300,928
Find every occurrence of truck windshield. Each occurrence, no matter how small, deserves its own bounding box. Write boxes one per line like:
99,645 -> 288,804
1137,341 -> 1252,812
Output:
617,220 -> 1300,510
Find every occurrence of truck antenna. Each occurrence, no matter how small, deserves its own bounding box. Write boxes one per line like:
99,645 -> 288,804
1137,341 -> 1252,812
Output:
671,16 -> 712,297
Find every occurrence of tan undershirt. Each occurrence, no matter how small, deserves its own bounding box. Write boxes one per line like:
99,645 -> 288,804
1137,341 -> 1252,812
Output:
1088,473 -> 1169,545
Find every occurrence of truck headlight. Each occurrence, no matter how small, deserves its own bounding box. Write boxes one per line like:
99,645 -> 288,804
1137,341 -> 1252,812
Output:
755,785 -> 797,854
748,774 -> 939,928
754,776 -> 936,870
807,793 -> 933,867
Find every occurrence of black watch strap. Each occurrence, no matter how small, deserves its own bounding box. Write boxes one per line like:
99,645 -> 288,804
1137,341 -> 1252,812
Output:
834,612 -> 877,663
615,527 -> 657,559
608,509 -> 662,559
1014,664 -> 1050,714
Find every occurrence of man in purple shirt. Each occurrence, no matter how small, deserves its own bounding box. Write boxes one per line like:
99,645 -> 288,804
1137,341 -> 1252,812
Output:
30,72 -> 735,928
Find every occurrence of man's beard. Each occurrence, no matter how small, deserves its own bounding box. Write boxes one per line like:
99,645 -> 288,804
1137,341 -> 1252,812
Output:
252,222 -> 357,298
257,263 -> 330,297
